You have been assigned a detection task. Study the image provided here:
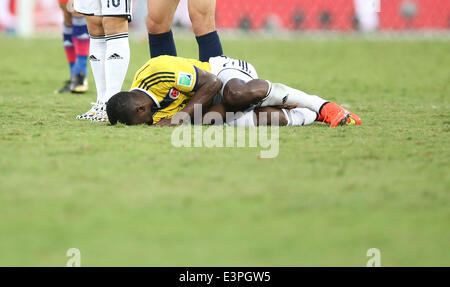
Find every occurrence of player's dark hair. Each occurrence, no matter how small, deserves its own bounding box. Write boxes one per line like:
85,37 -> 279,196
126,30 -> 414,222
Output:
106,92 -> 138,125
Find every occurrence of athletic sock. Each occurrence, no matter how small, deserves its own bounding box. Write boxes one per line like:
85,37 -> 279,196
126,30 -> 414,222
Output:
72,17 -> 89,76
282,108 -> 318,126
104,33 -> 130,102
148,30 -> 177,58
62,25 -> 76,76
195,30 -> 223,62
89,35 -> 107,103
261,81 -> 328,113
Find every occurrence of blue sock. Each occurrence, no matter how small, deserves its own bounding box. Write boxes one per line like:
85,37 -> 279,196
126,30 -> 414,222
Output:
196,31 -> 223,62
72,17 -> 89,76
148,30 -> 177,58
73,55 -> 88,75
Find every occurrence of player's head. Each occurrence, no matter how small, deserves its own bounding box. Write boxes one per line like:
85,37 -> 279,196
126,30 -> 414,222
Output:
106,91 -> 154,125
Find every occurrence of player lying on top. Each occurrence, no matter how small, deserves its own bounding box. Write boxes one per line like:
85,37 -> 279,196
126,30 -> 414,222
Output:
105,55 -> 361,127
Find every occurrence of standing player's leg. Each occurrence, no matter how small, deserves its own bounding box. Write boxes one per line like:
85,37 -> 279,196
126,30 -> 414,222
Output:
93,0 -> 131,122
76,15 -> 106,120
86,16 -> 106,105
73,0 -> 108,119
74,0 -> 131,121
102,15 -> 130,103
188,0 -> 223,61
146,0 -> 179,58
70,13 -> 90,93
56,0 -> 75,94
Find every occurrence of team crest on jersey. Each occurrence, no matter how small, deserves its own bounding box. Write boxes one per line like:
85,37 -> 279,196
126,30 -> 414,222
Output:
168,88 -> 180,100
178,72 -> 193,87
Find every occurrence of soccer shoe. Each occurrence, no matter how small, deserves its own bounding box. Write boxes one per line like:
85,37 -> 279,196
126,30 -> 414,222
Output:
54,80 -> 72,94
90,103 -> 108,122
319,102 -> 361,127
76,102 -> 101,120
346,111 -> 362,125
70,72 -> 88,93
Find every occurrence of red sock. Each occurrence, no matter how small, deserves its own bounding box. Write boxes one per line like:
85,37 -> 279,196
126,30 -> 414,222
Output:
63,25 -> 76,73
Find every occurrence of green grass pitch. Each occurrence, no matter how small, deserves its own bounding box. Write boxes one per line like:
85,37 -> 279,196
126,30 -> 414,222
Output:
0,36 -> 449,266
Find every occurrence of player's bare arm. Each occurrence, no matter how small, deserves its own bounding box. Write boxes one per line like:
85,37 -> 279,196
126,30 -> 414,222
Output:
155,68 -> 222,126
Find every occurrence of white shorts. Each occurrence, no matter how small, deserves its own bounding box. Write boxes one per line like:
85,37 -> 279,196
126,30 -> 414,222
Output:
74,0 -> 132,18
209,56 -> 259,100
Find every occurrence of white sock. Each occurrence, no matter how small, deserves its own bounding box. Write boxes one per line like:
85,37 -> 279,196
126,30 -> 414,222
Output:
89,36 -> 107,104
282,108 -> 318,126
104,33 -> 130,102
261,81 -> 327,113
226,110 -> 256,127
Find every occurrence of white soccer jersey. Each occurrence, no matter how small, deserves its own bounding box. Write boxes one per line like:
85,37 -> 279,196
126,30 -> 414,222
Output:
74,0 -> 132,18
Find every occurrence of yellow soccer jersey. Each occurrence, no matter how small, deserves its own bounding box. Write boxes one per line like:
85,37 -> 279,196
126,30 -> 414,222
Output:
130,55 -> 211,124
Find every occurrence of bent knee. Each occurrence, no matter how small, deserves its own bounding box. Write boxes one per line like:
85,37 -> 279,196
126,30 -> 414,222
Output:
223,82 -> 245,106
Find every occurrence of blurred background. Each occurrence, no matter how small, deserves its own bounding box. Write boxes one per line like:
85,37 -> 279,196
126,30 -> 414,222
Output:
1,0 -> 449,37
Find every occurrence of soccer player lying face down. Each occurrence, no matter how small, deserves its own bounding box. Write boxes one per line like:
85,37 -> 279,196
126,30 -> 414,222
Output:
106,64 -> 222,126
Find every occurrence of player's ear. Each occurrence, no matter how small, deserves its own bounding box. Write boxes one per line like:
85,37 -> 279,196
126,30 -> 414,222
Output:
136,105 -> 146,114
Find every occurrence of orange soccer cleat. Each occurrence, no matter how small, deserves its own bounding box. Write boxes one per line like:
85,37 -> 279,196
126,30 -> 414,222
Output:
319,102 -> 361,127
